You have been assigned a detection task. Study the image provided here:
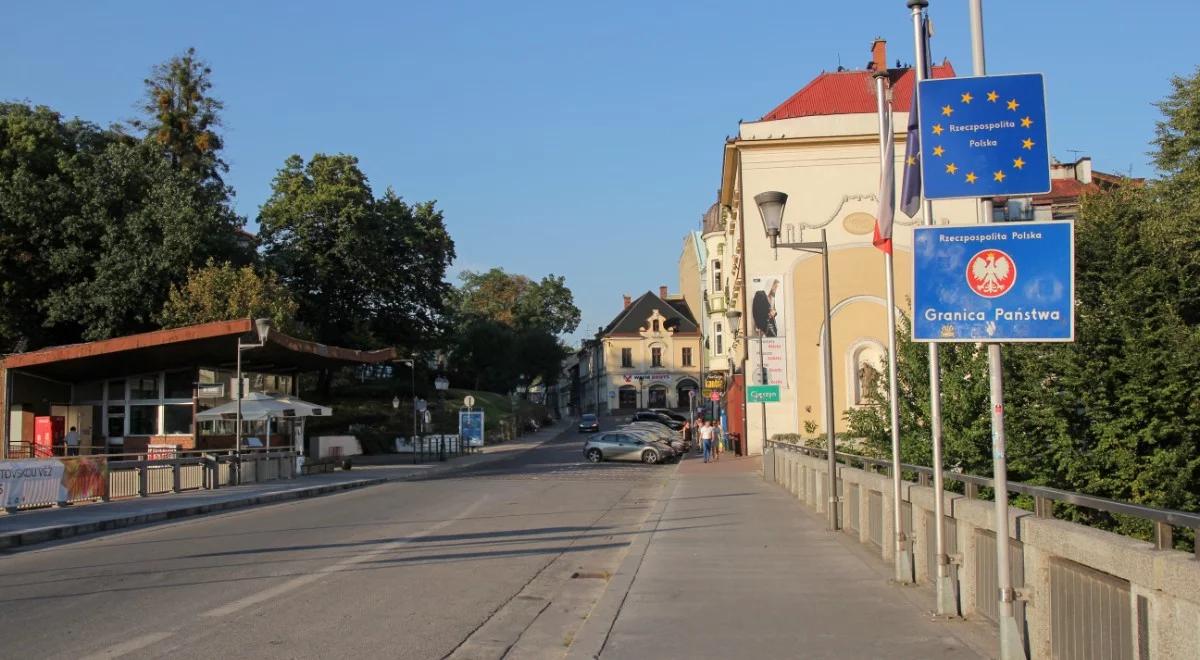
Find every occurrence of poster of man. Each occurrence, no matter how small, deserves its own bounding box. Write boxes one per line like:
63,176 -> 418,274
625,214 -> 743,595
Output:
751,276 -> 782,338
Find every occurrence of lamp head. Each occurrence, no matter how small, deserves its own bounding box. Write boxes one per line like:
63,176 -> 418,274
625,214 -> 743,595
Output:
254,317 -> 272,342
392,396 -> 400,409
754,191 -> 788,239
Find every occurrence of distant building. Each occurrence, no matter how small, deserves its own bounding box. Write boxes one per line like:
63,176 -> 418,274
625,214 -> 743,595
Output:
991,156 -> 1139,221
576,288 -> 702,413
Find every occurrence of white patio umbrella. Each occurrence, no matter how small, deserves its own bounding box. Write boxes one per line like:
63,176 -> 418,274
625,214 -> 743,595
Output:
196,392 -> 333,451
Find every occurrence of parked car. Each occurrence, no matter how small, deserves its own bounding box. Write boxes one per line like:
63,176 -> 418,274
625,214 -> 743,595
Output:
630,411 -> 685,431
624,425 -> 685,455
584,432 -> 675,464
578,413 -> 600,433
648,408 -> 688,423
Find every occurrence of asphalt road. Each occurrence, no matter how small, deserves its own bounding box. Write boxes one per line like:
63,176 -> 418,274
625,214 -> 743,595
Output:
0,424 -> 672,660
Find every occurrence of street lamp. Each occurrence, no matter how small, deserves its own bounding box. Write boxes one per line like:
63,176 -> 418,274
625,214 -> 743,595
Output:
235,318 -> 272,485
396,354 -> 418,448
753,191 -> 840,531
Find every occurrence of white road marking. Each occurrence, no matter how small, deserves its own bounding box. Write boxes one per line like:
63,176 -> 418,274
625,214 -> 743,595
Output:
202,496 -> 488,619
79,632 -> 174,660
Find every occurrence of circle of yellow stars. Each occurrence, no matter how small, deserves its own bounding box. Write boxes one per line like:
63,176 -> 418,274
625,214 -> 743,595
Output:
923,87 -> 1037,185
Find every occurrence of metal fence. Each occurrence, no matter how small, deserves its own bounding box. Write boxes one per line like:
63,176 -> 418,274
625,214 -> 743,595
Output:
1049,558 -> 1132,660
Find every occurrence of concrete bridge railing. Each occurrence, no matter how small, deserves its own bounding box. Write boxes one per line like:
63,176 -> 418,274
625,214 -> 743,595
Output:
764,441 -> 1200,660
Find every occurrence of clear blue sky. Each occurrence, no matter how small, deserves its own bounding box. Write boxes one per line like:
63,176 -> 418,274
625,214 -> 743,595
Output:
2,1 -> 1195,345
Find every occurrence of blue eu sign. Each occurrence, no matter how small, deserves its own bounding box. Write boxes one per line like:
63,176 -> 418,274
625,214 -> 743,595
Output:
917,73 -> 1050,199
912,221 -> 1074,343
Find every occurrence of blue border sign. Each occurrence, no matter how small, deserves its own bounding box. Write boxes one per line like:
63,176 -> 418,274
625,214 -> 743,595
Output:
912,221 -> 1074,343
917,73 -> 1050,199
459,410 -> 485,447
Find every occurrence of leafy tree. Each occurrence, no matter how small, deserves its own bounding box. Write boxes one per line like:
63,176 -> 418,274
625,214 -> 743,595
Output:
458,268 -> 580,335
159,259 -> 301,334
130,47 -> 226,181
258,153 -> 456,351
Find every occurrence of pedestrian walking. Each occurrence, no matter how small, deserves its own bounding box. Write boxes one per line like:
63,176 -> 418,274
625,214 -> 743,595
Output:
700,420 -> 715,463
64,426 -> 80,456
712,423 -> 722,462
682,420 -> 692,452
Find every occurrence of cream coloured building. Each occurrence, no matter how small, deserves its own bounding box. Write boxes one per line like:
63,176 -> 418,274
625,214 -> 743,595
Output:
721,41 -> 981,456
580,289 -> 702,413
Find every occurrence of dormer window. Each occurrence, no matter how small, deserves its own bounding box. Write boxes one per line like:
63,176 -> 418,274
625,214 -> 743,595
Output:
652,319 -> 660,332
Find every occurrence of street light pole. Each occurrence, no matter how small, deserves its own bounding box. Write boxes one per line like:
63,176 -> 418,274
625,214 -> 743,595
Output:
753,192 -> 839,531
234,318 -> 272,486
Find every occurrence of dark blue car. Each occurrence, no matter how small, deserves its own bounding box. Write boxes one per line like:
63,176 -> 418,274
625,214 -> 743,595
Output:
578,413 -> 600,433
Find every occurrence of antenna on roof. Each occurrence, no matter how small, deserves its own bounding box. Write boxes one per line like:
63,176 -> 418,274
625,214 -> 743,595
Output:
1067,149 -> 1084,162
836,53 -> 844,72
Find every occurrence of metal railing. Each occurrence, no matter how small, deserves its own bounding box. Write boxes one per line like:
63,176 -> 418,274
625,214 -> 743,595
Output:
771,440 -> 1200,558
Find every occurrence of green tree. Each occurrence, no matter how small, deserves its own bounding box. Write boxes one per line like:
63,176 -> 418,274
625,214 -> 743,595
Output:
258,153 -> 456,350
458,268 -> 580,335
159,259 -> 301,334
130,47 -> 226,181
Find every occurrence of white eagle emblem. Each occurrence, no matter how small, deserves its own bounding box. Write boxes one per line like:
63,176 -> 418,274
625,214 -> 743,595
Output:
966,249 -> 1016,298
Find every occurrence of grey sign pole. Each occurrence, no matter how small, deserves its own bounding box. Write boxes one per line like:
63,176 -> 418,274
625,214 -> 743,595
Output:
969,1 -> 1026,657
908,0 -> 956,617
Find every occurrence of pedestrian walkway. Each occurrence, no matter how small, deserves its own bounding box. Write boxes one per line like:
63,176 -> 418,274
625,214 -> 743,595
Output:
0,424 -> 566,551
570,455 -> 999,659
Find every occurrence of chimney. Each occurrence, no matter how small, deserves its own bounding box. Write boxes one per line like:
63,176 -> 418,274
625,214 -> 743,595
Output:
871,38 -> 887,73
659,286 -> 669,299
622,294 -> 631,309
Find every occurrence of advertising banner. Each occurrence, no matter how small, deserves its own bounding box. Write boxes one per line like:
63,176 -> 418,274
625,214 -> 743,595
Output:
0,457 -> 107,508
750,275 -> 788,386
459,410 -> 485,447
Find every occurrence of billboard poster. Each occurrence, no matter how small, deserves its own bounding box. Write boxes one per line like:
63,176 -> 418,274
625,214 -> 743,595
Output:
0,457 -> 107,508
459,410 -> 485,447
750,275 -> 788,386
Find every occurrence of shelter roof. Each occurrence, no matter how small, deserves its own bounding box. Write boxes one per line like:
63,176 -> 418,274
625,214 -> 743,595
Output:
1,319 -> 395,382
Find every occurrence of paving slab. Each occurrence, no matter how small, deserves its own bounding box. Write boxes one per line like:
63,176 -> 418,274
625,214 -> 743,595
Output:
570,455 -> 1000,660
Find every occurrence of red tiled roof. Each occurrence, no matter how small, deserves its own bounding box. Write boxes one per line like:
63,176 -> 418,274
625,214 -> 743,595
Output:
1032,178 -> 1099,205
760,60 -> 956,121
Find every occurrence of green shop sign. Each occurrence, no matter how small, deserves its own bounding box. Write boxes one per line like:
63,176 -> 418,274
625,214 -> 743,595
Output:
746,385 -> 781,403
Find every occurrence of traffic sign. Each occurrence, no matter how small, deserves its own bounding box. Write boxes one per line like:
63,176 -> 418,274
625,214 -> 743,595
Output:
917,73 -> 1050,199
912,220 -> 1074,342
463,395 -> 475,408
746,385 -> 781,403
709,392 -> 720,402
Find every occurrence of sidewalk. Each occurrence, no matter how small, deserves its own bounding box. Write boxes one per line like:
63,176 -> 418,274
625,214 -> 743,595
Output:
0,424 -> 564,551
569,455 -> 999,659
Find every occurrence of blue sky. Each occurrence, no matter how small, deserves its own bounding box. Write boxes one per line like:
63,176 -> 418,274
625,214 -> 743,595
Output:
2,1 -> 1195,345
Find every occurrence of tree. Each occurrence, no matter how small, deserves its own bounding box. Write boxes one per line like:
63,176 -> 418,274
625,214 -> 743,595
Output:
159,259 -> 300,334
131,47 -> 226,181
258,153 -> 456,351
458,268 -> 580,335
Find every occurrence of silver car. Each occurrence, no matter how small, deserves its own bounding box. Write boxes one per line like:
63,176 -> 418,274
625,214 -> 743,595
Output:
584,431 -> 675,465
624,424 -> 686,454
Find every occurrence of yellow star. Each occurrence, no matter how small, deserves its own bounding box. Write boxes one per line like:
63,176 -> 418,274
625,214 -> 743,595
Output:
942,104 -> 954,117
1007,98 -> 1019,111
1013,157 -> 1026,170
961,92 -> 973,104
986,90 -> 999,102
1021,116 -> 1033,128
906,155 -> 917,166
946,163 -> 958,175
932,145 -> 945,157
965,172 -> 978,184
932,124 -> 944,136
1022,138 -> 1035,150
994,170 -> 1007,182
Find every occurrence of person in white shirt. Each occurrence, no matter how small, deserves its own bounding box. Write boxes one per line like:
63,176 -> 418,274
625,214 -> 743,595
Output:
699,421 -> 715,463
64,426 -> 80,456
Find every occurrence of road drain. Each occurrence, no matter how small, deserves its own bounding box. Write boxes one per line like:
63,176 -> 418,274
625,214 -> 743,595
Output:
571,571 -> 610,580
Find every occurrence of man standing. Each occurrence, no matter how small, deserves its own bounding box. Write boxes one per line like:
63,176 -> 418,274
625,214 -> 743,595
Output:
699,420 -> 715,464
64,426 -> 80,456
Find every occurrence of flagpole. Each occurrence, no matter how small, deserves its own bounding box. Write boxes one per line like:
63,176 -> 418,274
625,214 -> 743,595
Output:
969,1 -> 1026,658
873,65 -> 914,586
908,0 -> 955,617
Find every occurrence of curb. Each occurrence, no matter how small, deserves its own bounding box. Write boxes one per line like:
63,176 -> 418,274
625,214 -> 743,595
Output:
0,477 -> 386,552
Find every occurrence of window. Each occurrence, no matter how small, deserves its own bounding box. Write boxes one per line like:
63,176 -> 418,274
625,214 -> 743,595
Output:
106,405 -> 125,438
621,348 -> 633,368
715,323 -> 724,355
712,260 -> 722,293
130,375 -> 159,400
129,405 -> 159,435
163,405 -> 193,435
107,379 -> 127,401
165,370 -> 194,399
682,348 -> 693,366
651,347 -> 663,367
652,319 -> 660,332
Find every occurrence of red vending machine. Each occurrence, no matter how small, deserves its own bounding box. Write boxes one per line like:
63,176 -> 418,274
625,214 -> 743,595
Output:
33,416 -> 65,458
